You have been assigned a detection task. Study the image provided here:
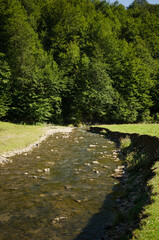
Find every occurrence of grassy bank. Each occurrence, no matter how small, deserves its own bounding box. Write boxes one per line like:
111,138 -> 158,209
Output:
94,124 -> 159,240
97,124 -> 159,138
132,160 -> 159,240
0,121 -> 49,155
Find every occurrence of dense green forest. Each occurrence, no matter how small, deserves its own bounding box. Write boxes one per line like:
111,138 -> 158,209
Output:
0,0 -> 158,125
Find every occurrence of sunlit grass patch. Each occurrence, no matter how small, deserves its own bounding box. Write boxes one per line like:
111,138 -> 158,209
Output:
120,135 -> 131,149
0,121 -> 48,155
96,124 -> 159,138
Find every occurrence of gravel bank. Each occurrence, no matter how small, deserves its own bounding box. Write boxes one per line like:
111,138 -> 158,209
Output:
0,126 -> 74,165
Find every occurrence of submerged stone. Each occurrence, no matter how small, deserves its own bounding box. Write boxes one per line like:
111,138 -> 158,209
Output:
43,168 -> 50,173
92,161 -> 100,164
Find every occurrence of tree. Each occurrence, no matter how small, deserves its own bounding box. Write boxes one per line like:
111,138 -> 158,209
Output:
0,53 -> 11,118
106,38 -> 154,122
0,0 -> 62,123
0,0 -> 158,124
129,0 -> 148,9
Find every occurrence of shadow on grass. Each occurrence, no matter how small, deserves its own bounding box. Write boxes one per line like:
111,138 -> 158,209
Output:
73,127 -> 159,240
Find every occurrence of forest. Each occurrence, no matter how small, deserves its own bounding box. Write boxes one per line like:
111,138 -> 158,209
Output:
0,0 -> 159,125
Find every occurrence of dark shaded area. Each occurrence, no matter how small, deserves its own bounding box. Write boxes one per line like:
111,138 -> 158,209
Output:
73,188 -> 121,240
73,127 -> 159,240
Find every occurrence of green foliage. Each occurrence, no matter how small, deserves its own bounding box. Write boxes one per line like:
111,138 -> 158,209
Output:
129,0 -> 149,9
0,0 -> 62,123
0,53 -> 11,118
120,135 -> 131,149
0,0 -> 158,124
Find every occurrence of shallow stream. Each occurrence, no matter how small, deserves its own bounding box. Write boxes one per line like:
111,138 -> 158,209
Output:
0,128 -> 121,240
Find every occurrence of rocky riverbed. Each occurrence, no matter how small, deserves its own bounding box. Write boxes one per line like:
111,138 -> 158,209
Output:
0,127 -> 122,240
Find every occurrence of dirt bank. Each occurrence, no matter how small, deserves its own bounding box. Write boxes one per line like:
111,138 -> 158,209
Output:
90,126 -> 159,240
90,127 -> 159,160
0,126 -> 74,165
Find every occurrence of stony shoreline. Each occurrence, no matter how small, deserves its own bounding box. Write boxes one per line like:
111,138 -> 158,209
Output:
90,126 -> 159,240
0,126 -> 74,165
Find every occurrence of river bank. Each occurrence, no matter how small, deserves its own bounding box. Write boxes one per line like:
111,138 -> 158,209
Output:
90,126 -> 159,240
0,122 -> 73,165
1,122 -> 159,239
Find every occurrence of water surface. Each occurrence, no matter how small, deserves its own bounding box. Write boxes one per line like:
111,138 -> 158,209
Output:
0,128 -> 121,240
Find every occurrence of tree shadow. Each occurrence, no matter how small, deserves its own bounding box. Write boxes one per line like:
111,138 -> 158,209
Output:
73,184 -> 122,240
73,127 -> 159,240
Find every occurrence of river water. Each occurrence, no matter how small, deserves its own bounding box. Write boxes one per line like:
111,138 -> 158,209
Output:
0,128 -> 121,240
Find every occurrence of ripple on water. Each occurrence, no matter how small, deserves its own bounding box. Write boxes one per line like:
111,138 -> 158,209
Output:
0,128 -> 121,240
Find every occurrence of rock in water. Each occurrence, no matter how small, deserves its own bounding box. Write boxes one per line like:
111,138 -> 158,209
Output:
92,161 -> 99,164
43,168 -> 50,173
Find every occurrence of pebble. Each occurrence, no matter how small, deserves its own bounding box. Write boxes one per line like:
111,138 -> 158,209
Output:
113,152 -> 117,155
114,168 -> 122,173
103,165 -> 110,169
52,216 -> 68,224
92,161 -> 100,164
40,194 -> 46,197
75,199 -> 82,203
47,162 -> 55,165
43,168 -> 50,173
62,135 -> 69,139
84,163 -> 91,166
65,185 -> 72,189
55,217 -> 66,221
10,187 -> 18,190
115,174 -> 123,178
114,158 -> 120,162
118,165 -> 125,169
93,169 -> 99,174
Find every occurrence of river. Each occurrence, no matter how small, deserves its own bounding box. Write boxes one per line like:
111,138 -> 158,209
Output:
0,128 -> 121,240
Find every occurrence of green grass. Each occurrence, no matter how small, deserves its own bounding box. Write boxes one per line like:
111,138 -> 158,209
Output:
93,123 -> 159,239
0,121 -> 49,155
96,124 -> 159,138
132,161 -> 159,240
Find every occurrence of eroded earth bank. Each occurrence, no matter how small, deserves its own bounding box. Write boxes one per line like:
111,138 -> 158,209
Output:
90,127 -> 159,240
